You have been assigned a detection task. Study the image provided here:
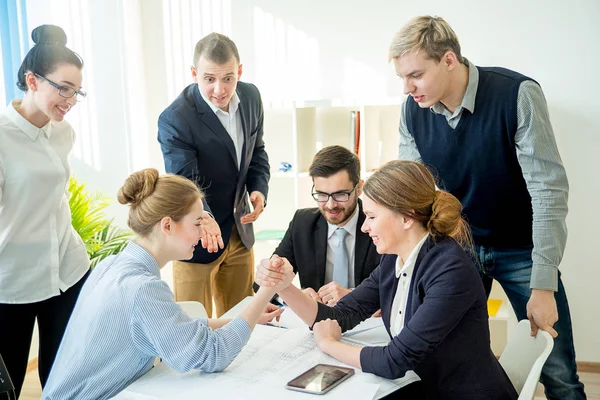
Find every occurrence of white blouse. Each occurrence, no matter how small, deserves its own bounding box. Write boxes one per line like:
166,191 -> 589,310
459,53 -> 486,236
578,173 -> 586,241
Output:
0,100 -> 89,303
389,234 -> 429,336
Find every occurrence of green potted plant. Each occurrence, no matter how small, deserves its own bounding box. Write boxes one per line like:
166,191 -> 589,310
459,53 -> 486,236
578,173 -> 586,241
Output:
68,177 -> 132,267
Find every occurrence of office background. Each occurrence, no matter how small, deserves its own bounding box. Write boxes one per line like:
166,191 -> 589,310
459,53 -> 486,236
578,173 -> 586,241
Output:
1,0 -> 599,365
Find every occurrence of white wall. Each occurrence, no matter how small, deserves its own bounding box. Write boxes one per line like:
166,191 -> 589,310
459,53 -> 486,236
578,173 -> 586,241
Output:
22,0 -> 600,362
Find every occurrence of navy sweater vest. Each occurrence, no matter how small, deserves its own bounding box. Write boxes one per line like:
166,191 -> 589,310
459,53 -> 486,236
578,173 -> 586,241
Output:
406,67 -> 535,247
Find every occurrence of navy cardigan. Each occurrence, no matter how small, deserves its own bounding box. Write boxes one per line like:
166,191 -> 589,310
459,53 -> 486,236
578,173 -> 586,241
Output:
314,236 -> 517,400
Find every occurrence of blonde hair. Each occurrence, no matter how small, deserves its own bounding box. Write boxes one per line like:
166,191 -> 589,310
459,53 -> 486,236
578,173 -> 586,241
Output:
117,168 -> 203,237
363,160 -> 472,247
388,15 -> 464,63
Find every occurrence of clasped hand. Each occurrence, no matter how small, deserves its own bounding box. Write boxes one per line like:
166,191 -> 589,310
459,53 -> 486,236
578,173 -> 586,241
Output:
255,254 -> 295,292
302,282 -> 351,306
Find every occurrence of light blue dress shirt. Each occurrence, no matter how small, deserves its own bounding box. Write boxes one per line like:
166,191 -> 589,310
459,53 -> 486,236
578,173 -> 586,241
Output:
42,241 -> 251,400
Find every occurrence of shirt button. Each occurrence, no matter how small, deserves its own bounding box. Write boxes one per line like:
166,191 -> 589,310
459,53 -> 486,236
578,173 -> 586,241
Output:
233,207 -> 237,213
402,273 -> 407,277
398,311 -> 402,314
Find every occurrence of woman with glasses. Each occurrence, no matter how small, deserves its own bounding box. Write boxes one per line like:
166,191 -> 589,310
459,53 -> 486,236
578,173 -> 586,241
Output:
0,25 -> 90,397
256,160 -> 518,399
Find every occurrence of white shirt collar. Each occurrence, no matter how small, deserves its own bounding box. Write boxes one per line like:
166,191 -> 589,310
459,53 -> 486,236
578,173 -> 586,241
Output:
327,205 -> 360,239
395,233 -> 429,278
6,100 -> 52,140
198,85 -> 240,116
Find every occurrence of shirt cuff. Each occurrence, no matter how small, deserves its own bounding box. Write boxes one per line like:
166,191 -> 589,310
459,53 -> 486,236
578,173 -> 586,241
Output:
530,264 -> 558,292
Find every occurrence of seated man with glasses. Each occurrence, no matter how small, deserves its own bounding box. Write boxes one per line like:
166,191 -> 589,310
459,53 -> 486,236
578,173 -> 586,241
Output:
256,145 -> 380,306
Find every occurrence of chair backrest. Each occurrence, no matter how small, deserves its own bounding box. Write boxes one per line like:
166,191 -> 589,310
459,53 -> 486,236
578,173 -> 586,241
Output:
177,301 -> 208,318
499,319 -> 554,400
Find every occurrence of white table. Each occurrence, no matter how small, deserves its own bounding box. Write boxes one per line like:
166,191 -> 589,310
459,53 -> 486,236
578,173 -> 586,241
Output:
116,297 -> 417,400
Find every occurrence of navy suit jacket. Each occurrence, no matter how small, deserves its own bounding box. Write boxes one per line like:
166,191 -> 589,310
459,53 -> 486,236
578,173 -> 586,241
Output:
315,236 -> 517,400
274,200 -> 380,290
158,82 -> 270,264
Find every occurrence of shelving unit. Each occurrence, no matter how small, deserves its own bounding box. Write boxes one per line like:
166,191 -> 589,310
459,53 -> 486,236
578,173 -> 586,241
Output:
255,103 -> 401,234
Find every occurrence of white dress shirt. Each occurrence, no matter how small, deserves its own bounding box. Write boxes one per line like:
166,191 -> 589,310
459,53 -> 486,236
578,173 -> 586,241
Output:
199,87 -> 244,168
0,100 -> 89,303
390,233 -> 429,336
325,206 -> 359,288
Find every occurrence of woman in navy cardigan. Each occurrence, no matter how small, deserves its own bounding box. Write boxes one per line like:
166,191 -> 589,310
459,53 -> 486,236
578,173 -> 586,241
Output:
256,160 -> 517,400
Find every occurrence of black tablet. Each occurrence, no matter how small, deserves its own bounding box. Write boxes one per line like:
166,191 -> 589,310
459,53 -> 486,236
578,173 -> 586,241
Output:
285,364 -> 355,395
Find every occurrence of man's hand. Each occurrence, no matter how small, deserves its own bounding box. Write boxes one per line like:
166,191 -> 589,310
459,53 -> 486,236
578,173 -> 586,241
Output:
258,303 -> 284,325
527,289 -> 559,338
255,255 -> 295,291
372,309 -> 382,318
200,211 -> 225,253
317,282 -> 351,306
313,319 -> 342,349
241,191 -> 265,224
302,287 -> 323,303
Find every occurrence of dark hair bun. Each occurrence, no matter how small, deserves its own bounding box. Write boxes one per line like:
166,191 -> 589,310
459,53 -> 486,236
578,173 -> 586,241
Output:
117,168 -> 160,207
31,25 -> 67,46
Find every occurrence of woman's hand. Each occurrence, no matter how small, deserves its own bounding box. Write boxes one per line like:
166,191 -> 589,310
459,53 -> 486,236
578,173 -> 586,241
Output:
255,255 -> 295,291
258,303 -> 284,325
313,319 -> 342,349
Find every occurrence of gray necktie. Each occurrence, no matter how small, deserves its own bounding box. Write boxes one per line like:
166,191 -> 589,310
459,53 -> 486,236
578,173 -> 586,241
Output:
333,228 -> 349,288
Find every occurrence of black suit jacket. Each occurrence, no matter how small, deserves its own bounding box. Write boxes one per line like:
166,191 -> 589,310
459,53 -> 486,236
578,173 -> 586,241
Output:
158,82 -> 270,264
274,199 -> 380,291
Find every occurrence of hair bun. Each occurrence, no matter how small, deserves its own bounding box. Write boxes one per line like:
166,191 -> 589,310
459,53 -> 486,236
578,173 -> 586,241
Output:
427,190 -> 463,237
117,168 -> 160,207
31,25 -> 67,46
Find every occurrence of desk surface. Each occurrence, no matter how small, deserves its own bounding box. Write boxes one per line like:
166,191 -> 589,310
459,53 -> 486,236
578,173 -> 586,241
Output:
116,297 -> 416,400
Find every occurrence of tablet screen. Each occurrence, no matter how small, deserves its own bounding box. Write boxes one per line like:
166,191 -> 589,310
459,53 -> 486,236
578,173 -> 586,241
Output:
286,364 -> 354,393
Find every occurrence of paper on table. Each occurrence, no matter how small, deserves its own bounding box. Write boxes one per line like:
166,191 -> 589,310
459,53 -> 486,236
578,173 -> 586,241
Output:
120,325 -> 410,399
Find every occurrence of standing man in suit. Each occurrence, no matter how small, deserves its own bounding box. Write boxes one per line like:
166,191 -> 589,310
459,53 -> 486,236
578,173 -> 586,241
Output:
158,33 -> 270,317
391,16 -> 585,399
271,145 -> 380,306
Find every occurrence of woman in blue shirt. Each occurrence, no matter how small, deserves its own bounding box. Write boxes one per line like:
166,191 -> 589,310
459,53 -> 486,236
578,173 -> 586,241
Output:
43,168 -> 292,399
256,160 -> 518,399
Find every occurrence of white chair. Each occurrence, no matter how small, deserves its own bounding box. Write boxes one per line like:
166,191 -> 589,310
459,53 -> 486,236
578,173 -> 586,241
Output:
499,319 -> 554,400
177,301 -> 208,318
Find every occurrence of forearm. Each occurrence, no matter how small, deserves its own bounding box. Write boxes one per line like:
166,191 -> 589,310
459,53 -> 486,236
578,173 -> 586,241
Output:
278,284 -> 319,325
237,286 -> 277,330
208,318 -> 231,329
319,340 -> 362,369
515,81 -> 569,291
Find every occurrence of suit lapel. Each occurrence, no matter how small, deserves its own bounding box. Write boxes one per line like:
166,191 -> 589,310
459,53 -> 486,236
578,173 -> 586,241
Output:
192,85 -> 238,167
315,215 -> 328,287
353,200 -> 369,286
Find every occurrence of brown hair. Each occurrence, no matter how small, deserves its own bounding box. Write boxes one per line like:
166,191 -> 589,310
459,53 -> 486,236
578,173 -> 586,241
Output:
117,169 -> 203,237
193,32 -> 240,67
388,15 -> 464,64
309,145 -> 361,186
363,160 -> 471,246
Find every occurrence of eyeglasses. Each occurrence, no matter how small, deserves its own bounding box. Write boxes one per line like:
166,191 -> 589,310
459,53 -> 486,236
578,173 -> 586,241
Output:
34,73 -> 87,102
312,184 -> 358,203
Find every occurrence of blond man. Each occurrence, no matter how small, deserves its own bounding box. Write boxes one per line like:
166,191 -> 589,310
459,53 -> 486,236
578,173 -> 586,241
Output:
392,16 -> 585,399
